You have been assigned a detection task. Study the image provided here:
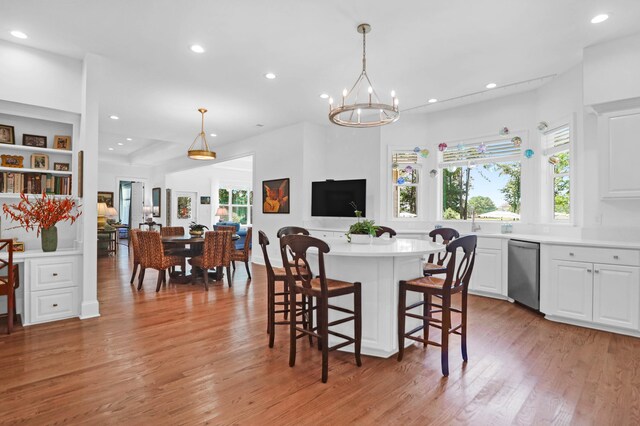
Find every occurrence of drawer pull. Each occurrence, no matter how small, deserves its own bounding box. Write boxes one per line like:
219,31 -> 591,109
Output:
52,273 -> 58,277
587,269 -> 592,273
53,303 -> 58,307
595,270 -> 600,273
613,255 -> 619,260
569,252 -> 575,256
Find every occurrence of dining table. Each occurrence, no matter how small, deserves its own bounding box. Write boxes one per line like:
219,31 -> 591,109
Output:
162,234 -> 240,284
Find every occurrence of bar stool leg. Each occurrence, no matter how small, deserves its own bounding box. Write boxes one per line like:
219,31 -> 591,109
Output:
397,282 -> 407,361
288,283 -> 298,368
461,291 -> 468,362
441,294 -> 451,377
354,282 -> 362,367
320,297 -> 329,383
424,293 -> 432,347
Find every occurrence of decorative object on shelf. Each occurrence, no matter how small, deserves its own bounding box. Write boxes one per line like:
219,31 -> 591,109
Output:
263,178 -> 289,214
152,187 -> 161,217
511,136 -> 522,147
97,202 -> 108,229
345,201 -> 378,243
391,162 -> 398,168
200,196 -> 211,205
476,143 -> 487,154
22,134 -> 47,148
548,155 -> 559,165
438,143 -> 448,152
420,149 -> 429,158
30,154 -> 49,170
215,206 -> 228,221
106,207 -> 118,224
2,193 -> 82,252
97,191 -> 114,207
12,239 -> 25,252
429,169 -> 438,178
499,127 -> 510,136
53,135 -> 71,150
143,205 -> 154,223
537,121 -> 549,132
457,143 -> 465,151
413,147 -> 420,153
524,149 -> 535,159
328,23 -> 399,128
1,154 -> 23,168
188,108 -> 216,160
404,165 -> 413,173
0,124 -> 15,145
188,221 -> 208,237
53,162 -> 70,171
78,150 -> 84,198
397,177 -> 405,185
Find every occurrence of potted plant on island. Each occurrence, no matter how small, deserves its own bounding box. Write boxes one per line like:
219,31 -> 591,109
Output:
2,193 -> 82,252
189,221 -> 208,237
346,201 -> 379,244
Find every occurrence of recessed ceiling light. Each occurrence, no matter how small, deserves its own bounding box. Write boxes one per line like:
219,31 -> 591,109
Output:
256,124 -> 264,127
10,30 -> 28,39
190,44 -> 205,53
109,115 -> 119,120
486,83 -> 497,89
319,93 -> 329,99
117,142 -> 124,146
591,14 -> 609,24
108,147 -> 114,151
209,133 -> 217,137
428,98 -> 438,103
264,73 -> 276,80
126,137 -> 132,141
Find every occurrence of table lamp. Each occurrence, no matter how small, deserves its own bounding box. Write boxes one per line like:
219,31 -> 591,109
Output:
215,207 -> 228,222
97,203 -> 108,229
143,205 -> 153,223
106,207 -> 118,224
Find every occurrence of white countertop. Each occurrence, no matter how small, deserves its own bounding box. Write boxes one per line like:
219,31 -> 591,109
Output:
323,237 -> 444,257
472,233 -> 640,249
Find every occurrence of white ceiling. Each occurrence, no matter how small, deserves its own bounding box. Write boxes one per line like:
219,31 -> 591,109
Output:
3,0 -> 640,166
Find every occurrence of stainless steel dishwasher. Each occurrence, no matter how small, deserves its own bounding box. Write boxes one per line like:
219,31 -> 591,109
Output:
508,239 -> 540,310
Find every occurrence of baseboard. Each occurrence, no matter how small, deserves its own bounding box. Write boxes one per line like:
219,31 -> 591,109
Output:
80,300 -> 100,320
544,315 -> 640,338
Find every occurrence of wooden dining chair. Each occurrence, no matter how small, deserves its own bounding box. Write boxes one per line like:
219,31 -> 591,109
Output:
0,239 -> 20,334
398,234 -> 477,376
375,226 -> 397,238
129,229 -> 142,285
231,227 -> 252,279
424,227 -> 460,276
136,231 -> 184,292
258,230 -> 311,347
280,234 -> 362,383
161,226 -> 189,273
276,226 -> 309,238
190,231 -> 233,290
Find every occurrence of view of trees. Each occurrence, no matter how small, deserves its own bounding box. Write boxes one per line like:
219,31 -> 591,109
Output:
442,162 -> 521,220
553,151 -> 570,219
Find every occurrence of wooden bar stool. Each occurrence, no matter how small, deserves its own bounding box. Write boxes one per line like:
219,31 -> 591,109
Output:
398,234 -> 477,376
375,226 -> 397,238
280,234 -> 362,383
258,231 -> 310,348
424,227 -> 460,276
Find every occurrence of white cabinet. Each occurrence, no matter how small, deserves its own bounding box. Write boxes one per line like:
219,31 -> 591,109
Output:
549,260 -> 593,322
593,264 -> 640,330
546,245 -> 640,333
469,248 -> 503,296
599,108 -> 640,199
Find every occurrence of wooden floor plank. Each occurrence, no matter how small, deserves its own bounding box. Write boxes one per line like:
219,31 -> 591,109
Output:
0,248 -> 638,424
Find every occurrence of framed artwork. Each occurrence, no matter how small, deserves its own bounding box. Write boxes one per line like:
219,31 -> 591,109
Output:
177,193 -> 195,219
0,125 -> 15,145
30,154 -> 49,170
53,135 -> 71,150
23,134 -> 47,148
200,196 -> 211,205
166,188 -> 172,226
78,150 -> 84,197
98,191 -> 114,207
1,155 -> 23,168
53,162 -> 70,171
263,178 -> 290,214
13,241 -> 25,252
152,187 -> 161,217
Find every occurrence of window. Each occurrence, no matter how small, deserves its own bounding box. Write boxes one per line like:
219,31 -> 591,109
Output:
218,188 -> 253,224
440,138 -> 521,221
391,151 -> 420,218
544,125 -> 571,222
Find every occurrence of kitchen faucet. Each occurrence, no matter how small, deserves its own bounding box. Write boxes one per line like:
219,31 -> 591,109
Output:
471,208 -> 481,232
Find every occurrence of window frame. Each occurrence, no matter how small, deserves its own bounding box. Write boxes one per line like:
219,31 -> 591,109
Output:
388,147 -> 424,222
542,117 -> 575,225
437,132 -> 524,222
218,186 -> 253,225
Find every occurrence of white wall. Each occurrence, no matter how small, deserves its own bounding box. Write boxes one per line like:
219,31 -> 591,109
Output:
97,159 -> 155,224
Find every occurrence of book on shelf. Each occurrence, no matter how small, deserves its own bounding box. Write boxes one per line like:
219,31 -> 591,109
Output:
0,171 -> 72,196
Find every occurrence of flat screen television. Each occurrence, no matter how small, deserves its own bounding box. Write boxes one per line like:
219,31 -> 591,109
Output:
311,179 -> 366,217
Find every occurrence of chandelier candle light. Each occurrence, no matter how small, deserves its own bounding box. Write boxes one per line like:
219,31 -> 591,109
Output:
188,108 -> 216,160
328,23 -> 399,128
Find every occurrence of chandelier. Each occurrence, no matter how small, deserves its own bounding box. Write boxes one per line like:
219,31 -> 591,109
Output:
328,23 -> 399,128
188,108 -> 216,160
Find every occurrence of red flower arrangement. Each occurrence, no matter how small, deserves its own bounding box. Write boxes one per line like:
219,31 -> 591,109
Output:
3,193 -> 82,236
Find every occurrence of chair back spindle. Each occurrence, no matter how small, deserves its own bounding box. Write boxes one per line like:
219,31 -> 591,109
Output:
427,228 -> 460,266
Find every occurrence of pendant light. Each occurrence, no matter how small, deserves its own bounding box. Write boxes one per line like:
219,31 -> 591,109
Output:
188,108 -> 216,160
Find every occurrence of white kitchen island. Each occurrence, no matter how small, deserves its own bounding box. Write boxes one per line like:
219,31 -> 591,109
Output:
308,238 -> 445,358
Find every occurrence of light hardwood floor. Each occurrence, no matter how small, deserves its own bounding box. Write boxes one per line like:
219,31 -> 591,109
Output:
0,248 -> 639,424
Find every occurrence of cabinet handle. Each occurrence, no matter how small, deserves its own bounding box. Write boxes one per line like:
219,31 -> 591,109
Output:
613,255 -> 619,260
595,270 -> 600,273
53,303 -> 58,307
569,252 -> 575,256
587,269 -> 592,273
52,273 -> 58,276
